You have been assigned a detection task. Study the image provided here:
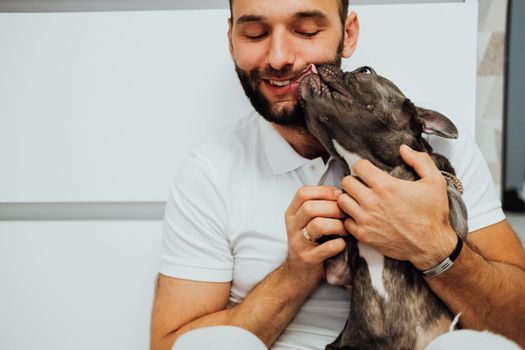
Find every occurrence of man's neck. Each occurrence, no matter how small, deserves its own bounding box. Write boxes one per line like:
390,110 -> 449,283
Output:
272,123 -> 329,162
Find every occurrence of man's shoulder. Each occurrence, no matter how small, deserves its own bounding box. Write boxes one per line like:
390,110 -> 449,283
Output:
191,112 -> 262,164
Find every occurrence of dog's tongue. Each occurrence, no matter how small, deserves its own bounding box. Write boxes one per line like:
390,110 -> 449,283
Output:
294,64 -> 318,84
307,63 -> 319,75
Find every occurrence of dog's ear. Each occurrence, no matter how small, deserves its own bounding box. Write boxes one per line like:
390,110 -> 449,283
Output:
416,106 -> 458,139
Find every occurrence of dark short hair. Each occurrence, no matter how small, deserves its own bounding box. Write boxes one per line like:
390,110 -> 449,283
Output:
229,0 -> 349,25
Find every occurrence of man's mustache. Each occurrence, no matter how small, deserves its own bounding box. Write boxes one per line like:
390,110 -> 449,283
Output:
251,65 -> 303,81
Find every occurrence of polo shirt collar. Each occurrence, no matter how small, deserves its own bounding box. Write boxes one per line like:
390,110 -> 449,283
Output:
257,116 -> 312,175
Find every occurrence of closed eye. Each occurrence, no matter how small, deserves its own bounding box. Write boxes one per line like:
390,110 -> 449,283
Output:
245,32 -> 268,40
296,30 -> 321,38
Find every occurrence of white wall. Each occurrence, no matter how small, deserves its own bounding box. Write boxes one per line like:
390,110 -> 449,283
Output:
0,3 -> 477,205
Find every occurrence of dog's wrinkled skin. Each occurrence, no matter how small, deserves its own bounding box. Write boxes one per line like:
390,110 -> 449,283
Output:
298,65 -> 469,350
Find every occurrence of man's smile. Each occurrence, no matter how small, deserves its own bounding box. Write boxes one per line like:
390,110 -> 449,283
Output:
262,78 -> 295,97
261,64 -> 318,100
269,79 -> 292,87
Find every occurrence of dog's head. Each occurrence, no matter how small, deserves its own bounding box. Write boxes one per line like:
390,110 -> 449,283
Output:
298,64 -> 458,173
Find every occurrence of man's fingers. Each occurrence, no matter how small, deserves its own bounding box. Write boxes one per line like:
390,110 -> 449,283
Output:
288,186 -> 342,215
340,175 -> 372,204
310,238 -> 347,261
295,200 -> 347,229
305,217 -> 347,241
337,193 -> 364,223
399,144 -> 440,180
343,216 -> 358,236
352,159 -> 390,189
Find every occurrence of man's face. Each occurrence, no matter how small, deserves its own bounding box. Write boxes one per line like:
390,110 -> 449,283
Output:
228,0 -> 357,128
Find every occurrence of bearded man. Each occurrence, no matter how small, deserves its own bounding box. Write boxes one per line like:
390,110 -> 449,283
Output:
150,1 -> 525,349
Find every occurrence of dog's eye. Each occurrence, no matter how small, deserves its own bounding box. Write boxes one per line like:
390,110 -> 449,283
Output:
359,66 -> 375,75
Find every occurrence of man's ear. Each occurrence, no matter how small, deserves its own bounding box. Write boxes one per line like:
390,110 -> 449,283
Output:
342,12 -> 359,59
417,106 -> 458,139
227,18 -> 234,60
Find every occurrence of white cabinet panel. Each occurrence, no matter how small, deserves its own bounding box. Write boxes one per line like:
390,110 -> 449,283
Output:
0,221 -> 163,350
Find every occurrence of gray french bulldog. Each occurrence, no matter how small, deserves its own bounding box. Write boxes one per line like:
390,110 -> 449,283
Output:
298,64 -> 469,350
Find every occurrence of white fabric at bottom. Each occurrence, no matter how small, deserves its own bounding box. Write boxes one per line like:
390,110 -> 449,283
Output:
172,326 -> 267,350
425,330 -> 522,350
172,327 -> 523,350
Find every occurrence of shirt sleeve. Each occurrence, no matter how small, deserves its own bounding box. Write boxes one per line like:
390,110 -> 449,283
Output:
159,151 -> 233,282
428,118 -> 505,233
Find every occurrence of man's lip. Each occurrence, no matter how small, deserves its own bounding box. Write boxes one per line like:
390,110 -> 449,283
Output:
263,64 -> 318,84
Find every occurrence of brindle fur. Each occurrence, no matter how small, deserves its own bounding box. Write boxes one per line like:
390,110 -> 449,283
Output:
298,65 -> 468,350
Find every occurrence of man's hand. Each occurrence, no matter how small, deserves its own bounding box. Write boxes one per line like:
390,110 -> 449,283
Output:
337,145 -> 457,270
283,185 -> 349,290
152,187 -> 350,350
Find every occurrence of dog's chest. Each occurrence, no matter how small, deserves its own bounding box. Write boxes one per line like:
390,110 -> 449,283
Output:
332,140 -> 361,176
331,138 -> 390,299
357,242 -> 389,299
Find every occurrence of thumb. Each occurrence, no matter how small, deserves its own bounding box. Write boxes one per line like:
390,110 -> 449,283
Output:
400,144 -> 439,180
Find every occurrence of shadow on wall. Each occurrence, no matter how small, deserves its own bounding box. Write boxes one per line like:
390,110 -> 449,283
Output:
502,0 -> 525,213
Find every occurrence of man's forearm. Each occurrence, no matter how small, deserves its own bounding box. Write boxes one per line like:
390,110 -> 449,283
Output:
426,243 -> 525,347
168,263 -> 314,349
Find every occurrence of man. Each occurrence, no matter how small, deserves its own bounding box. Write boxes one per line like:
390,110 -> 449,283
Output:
150,1 -> 525,349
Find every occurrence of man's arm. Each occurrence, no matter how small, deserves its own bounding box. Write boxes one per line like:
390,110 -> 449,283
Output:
150,277 -> 231,350
150,186 -> 347,350
425,220 -> 525,345
337,145 -> 525,347
150,268 -> 310,350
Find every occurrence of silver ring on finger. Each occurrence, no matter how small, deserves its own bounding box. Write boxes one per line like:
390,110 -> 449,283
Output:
303,227 -> 314,242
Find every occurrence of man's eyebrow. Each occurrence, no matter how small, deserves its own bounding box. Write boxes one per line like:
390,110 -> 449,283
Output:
235,15 -> 264,25
294,10 -> 330,23
235,10 -> 329,26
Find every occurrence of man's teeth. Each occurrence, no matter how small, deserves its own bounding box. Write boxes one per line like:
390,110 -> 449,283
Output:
268,65 -> 317,88
270,80 -> 291,87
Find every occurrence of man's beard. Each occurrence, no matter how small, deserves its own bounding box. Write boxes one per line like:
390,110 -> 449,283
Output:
234,42 -> 343,129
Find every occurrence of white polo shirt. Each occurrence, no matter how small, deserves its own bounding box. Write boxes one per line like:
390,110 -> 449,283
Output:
160,112 -> 504,350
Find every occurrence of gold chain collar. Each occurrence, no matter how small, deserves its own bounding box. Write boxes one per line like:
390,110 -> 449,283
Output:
440,171 -> 464,195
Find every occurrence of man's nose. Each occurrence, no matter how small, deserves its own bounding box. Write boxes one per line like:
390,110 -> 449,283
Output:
266,28 -> 295,71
